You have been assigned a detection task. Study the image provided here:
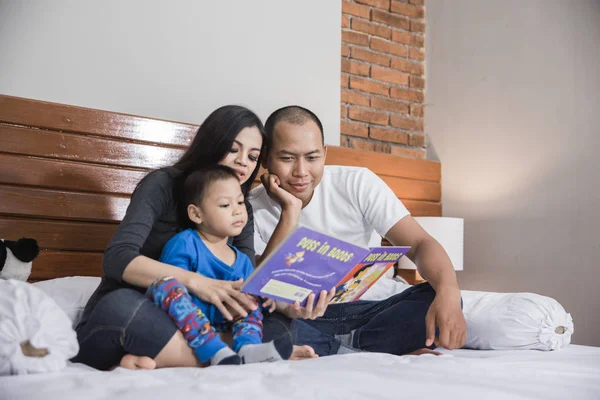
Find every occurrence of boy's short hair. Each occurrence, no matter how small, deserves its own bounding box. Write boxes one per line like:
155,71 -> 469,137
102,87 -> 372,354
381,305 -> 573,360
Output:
184,165 -> 240,206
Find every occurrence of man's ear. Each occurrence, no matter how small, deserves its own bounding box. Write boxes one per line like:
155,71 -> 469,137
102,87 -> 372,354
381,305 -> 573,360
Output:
323,144 -> 328,161
187,204 -> 203,225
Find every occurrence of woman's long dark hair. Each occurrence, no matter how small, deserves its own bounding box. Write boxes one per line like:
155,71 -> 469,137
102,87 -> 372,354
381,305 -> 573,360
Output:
166,105 -> 265,226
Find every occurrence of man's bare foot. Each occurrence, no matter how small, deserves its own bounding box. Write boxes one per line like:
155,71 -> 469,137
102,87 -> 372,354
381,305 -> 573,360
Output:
290,345 -> 319,360
405,348 -> 442,356
119,354 -> 157,370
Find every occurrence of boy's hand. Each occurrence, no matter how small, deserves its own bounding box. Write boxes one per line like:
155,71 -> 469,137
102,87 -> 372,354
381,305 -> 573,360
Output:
261,298 -> 277,313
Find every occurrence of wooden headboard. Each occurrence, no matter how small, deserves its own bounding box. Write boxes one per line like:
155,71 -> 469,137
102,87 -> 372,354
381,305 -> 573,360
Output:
0,94 -> 441,281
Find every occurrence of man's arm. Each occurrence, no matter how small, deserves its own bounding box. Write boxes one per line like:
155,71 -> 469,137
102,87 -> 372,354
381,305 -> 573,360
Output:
256,174 -> 335,319
256,205 -> 301,265
254,174 -> 303,264
385,215 -> 458,290
385,215 -> 466,350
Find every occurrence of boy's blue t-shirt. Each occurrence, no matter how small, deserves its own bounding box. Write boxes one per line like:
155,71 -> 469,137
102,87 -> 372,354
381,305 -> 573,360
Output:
159,228 -> 254,324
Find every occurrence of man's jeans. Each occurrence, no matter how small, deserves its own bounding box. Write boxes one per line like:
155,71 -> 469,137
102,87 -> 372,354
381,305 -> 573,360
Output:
264,282 -> 437,356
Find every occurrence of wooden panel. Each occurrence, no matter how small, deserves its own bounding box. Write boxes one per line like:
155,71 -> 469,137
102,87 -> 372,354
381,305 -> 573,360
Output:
403,200 -> 442,217
325,146 -> 441,182
0,124 -> 184,169
0,94 -> 197,146
380,176 -> 440,202
0,185 -> 129,222
0,153 -> 146,195
31,251 -> 103,280
252,168 -> 441,201
0,217 -> 116,251
0,95 -> 444,282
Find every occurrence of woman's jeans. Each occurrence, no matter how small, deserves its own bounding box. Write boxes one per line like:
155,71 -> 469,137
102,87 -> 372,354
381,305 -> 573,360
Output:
73,282 -> 437,369
72,288 -> 178,370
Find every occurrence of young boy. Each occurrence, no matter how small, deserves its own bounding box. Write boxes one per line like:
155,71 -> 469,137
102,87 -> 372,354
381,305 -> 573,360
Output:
146,165 -> 292,366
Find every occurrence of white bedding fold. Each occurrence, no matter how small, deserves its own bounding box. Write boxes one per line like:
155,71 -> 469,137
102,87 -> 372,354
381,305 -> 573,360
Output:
0,280 -> 78,376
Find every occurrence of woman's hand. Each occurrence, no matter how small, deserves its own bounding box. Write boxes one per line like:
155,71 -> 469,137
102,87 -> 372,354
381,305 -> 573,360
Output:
187,275 -> 257,321
279,288 -> 336,320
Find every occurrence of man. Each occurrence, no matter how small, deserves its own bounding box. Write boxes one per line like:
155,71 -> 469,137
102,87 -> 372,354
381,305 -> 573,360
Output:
249,106 -> 466,356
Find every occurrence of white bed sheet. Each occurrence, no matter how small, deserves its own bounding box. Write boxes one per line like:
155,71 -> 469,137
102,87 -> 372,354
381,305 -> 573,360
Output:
1,345 -> 599,400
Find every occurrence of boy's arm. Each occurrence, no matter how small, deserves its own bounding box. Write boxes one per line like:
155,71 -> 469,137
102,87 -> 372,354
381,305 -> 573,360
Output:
385,216 -> 466,350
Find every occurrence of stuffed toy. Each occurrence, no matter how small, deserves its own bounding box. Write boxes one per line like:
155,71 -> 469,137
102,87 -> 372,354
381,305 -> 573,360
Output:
0,238 -> 39,281
0,237 -> 79,375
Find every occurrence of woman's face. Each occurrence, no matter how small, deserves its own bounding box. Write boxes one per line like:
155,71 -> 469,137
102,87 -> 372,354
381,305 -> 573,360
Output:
219,126 -> 263,185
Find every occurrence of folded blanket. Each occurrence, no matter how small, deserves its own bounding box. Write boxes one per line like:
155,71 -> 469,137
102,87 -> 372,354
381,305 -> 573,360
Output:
0,279 -> 78,375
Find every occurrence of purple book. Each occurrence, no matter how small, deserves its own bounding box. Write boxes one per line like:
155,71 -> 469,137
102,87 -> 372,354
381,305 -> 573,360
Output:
241,226 -> 410,307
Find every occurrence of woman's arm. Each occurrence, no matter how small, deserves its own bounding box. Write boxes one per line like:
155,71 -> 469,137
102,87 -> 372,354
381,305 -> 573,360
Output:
123,255 -> 198,288
105,171 -> 255,319
102,170 -> 174,284
124,256 -> 254,320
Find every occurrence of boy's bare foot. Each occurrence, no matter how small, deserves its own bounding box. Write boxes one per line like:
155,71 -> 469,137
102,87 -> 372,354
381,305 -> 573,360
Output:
290,345 -> 319,360
405,348 -> 442,356
119,354 -> 157,370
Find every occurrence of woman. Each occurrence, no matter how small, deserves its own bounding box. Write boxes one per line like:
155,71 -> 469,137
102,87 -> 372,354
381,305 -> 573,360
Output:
73,105 -> 311,370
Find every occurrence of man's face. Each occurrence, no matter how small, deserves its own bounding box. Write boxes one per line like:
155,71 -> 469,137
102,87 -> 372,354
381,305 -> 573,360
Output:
265,120 -> 327,207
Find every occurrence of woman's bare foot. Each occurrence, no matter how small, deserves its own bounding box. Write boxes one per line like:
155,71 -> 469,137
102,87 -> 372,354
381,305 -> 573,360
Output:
119,354 -> 157,370
405,348 -> 442,356
290,345 -> 319,360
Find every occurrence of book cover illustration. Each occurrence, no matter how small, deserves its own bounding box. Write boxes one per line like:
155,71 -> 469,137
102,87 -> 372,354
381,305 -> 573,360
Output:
329,247 -> 407,304
241,226 -> 410,307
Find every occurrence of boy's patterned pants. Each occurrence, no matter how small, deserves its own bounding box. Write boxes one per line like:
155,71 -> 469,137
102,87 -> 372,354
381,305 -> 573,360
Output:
146,277 -> 263,362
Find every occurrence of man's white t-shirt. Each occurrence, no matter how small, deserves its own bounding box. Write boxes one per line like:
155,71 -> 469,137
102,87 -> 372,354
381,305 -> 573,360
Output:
249,165 -> 410,255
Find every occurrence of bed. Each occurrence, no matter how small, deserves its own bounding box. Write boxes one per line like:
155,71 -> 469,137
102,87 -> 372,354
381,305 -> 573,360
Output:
1,346 -> 599,400
1,95 -> 599,399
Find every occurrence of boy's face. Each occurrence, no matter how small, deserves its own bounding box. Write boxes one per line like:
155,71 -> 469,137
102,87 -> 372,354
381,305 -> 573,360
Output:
264,120 -> 327,207
189,177 -> 248,237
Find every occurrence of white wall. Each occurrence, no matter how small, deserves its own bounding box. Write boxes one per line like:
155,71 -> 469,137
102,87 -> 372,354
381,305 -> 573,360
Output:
427,0 -> 600,346
0,0 -> 341,145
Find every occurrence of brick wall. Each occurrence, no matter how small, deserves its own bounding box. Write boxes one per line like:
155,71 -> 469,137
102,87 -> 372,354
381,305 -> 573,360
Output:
340,0 -> 426,159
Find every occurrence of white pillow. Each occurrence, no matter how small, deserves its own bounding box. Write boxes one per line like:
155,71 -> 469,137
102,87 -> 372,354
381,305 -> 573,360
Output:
462,290 -> 573,351
0,279 -> 79,375
33,276 -> 101,328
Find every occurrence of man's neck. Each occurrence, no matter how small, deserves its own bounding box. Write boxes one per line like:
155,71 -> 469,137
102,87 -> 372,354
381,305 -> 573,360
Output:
301,191 -> 315,209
